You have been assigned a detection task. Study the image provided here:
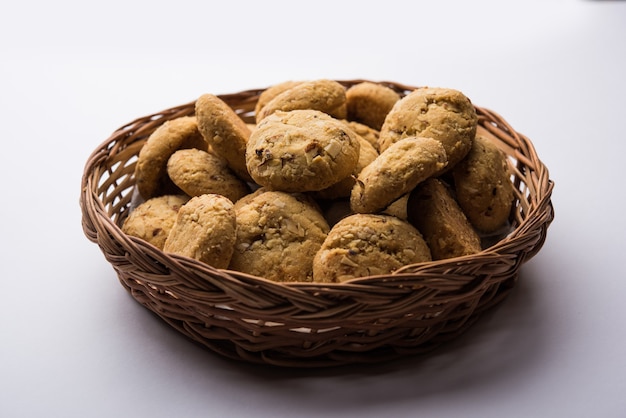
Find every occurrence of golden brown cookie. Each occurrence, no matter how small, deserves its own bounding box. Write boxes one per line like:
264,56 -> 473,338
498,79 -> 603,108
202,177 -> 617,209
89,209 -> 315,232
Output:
350,136 -> 447,214
121,194 -> 190,250
452,133 -> 514,233
254,80 -> 303,117
195,93 -> 253,182
315,133 -> 378,200
163,194 -> 237,268
255,79 -> 347,122
346,81 -> 401,131
167,148 -> 250,202
378,87 -> 477,171
229,190 -> 330,282
246,109 -> 361,192
134,116 -> 207,199
407,178 -> 482,260
313,214 -> 432,283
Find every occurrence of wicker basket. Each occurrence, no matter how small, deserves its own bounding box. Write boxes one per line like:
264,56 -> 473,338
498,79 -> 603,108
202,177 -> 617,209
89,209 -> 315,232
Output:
80,80 -> 554,367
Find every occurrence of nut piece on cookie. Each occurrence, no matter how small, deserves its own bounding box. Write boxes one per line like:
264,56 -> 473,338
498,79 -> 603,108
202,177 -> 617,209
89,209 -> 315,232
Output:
346,81 -> 401,131
350,136 -> 447,214
163,194 -> 237,268
407,178 -> 482,260
229,190 -> 330,282
313,214 -> 432,283
255,79 -> 348,123
167,148 -> 250,202
134,116 -> 208,200
121,194 -> 190,250
452,132 -> 515,233
378,87 -> 477,172
195,93 -> 253,182
246,109 -> 360,193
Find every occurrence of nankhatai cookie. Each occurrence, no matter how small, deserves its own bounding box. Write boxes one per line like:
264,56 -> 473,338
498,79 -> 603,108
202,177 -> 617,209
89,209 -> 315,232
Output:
246,109 -> 360,192
121,194 -> 190,250
229,190 -> 330,282
350,136 -> 447,214
452,133 -> 514,233
134,116 -> 207,199
255,79 -> 347,122
167,148 -> 250,202
346,81 -> 401,131
378,87 -> 477,171
407,178 -> 481,260
254,80 -> 303,117
195,93 -> 253,182
163,194 -> 237,268
313,214 -> 432,283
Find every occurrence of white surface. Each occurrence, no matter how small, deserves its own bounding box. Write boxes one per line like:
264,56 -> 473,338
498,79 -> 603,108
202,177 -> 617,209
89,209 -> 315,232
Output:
1,0 -> 625,417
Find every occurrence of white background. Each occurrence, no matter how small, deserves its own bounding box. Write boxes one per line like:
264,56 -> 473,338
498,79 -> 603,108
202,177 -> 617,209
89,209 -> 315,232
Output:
2,1 -> 625,417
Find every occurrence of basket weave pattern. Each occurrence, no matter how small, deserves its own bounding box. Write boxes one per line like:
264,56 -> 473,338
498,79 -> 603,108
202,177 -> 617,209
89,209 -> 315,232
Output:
80,80 -> 554,367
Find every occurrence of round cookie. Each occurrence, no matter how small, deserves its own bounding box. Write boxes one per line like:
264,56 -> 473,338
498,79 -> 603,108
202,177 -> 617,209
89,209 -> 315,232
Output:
313,214 -> 432,283
254,80 -> 303,117
378,87 -> 477,171
350,136 -> 447,214
346,81 -> 401,131
134,116 -> 207,199
452,133 -> 514,233
167,148 -> 250,202
407,178 -> 482,260
315,133 -> 379,200
163,194 -> 237,269
246,109 -> 361,192
229,190 -> 330,282
255,79 -> 348,123
121,194 -> 190,250
195,93 -> 253,182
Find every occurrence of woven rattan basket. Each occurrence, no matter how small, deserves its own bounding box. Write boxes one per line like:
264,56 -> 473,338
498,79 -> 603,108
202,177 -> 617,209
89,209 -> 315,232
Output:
80,80 -> 554,367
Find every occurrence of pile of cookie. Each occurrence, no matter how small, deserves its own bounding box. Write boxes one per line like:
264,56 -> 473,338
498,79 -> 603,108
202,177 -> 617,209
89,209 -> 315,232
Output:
122,79 -> 515,283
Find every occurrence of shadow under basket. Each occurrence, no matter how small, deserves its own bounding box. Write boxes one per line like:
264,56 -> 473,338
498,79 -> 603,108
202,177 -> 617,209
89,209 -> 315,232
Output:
80,80 -> 555,368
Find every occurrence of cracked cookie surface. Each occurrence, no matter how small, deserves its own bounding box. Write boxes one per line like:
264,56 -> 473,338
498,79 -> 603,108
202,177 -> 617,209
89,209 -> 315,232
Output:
163,194 -> 237,268
167,148 -> 250,202
452,133 -> 514,233
195,93 -> 252,182
229,190 -> 330,282
378,87 -> 477,171
256,79 -> 347,122
313,214 -> 432,283
246,109 -> 360,192
350,136 -> 447,214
